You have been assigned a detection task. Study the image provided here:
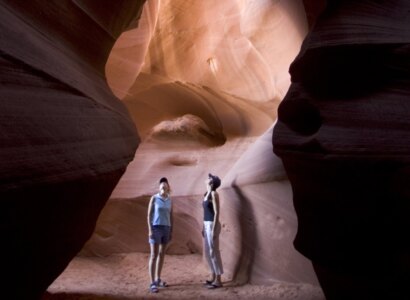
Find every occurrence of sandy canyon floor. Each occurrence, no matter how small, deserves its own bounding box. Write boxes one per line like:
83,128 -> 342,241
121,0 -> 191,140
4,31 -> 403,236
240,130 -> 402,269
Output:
44,253 -> 324,300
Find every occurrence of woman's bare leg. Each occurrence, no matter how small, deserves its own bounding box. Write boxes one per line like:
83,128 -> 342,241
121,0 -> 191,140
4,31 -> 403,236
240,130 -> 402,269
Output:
155,243 -> 166,281
149,243 -> 159,284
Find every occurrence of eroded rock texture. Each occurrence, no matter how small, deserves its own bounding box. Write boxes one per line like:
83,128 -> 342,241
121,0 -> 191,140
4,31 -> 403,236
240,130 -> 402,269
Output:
6,0 -> 398,297
81,0 -> 319,287
273,0 -> 410,298
0,1 -> 143,298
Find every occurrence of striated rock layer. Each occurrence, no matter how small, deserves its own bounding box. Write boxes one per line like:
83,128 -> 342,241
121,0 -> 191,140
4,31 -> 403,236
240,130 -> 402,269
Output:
83,0 -> 319,287
0,1 -> 143,298
107,0 -> 308,103
273,0 -> 410,298
0,0 -> 336,297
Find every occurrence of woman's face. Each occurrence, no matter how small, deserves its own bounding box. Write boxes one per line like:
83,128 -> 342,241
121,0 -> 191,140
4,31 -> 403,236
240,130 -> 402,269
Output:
159,182 -> 169,194
205,177 -> 212,188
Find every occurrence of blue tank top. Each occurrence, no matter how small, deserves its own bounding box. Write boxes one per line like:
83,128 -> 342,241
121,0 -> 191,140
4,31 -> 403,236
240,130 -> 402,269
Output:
203,193 -> 215,221
151,193 -> 171,226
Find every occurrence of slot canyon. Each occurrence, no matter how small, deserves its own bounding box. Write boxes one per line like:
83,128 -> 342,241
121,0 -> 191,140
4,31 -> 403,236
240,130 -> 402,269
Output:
0,0 -> 409,299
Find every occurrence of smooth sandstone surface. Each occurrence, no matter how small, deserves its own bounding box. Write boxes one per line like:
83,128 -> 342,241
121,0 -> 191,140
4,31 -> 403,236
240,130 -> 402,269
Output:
8,0 -> 404,299
0,1 -> 143,298
273,0 -> 410,298
82,0 -> 319,287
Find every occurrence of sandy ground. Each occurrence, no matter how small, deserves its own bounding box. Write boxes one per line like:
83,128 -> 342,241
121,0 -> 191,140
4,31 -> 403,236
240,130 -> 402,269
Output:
44,253 -> 325,300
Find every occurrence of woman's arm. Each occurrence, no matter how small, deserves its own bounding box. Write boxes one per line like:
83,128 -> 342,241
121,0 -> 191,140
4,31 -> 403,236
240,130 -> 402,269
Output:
147,196 -> 155,236
169,202 -> 173,241
211,191 -> 219,236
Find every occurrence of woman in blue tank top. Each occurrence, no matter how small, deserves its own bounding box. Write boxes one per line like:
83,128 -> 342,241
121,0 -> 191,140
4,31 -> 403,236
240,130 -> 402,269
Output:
202,173 -> 224,289
147,177 -> 173,293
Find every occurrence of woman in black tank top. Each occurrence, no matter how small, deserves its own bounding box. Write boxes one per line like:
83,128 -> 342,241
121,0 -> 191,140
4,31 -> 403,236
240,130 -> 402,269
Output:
203,192 -> 215,221
202,173 -> 223,289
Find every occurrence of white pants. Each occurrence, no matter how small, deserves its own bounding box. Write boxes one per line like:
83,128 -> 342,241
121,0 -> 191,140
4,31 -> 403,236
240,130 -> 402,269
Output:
203,221 -> 223,275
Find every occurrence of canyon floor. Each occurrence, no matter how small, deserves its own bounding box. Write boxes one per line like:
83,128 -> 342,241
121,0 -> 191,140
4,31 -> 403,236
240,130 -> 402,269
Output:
44,253 -> 324,300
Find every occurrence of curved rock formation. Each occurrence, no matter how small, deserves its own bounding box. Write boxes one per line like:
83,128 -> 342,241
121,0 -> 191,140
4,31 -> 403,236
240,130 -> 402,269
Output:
220,126 -> 317,285
1,0 -> 342,297
273,0 -> 410,298
0,1 -> 143,298
83,0 -> 319,288
107,0 -> 308,103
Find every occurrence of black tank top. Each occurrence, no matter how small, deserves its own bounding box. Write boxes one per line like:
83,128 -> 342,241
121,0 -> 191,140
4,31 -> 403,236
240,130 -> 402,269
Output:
203,193 -> 215,221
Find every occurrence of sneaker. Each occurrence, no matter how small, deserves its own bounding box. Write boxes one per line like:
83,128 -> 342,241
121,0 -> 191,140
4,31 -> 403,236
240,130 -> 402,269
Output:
203,280 -> 213,286
207,283 -> 223,289
149,283 -> 159,293
156,278 -> 168,288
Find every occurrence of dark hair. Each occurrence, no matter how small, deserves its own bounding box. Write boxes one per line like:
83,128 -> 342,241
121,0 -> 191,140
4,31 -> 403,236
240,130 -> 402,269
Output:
159,177 -> 168,184
208,173 -> 221,191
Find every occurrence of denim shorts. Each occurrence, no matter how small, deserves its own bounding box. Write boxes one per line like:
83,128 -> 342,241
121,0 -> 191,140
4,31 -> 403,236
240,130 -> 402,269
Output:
149,225 -> 171,244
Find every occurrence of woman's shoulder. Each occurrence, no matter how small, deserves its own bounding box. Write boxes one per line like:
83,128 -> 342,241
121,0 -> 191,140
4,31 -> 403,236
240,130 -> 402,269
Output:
151,193 -> 160,200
